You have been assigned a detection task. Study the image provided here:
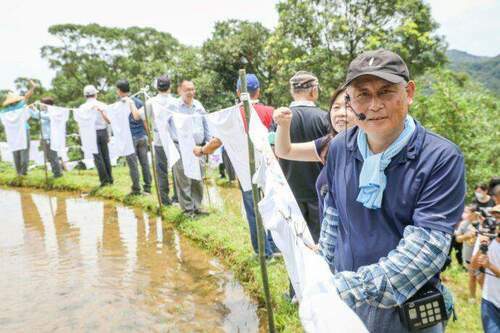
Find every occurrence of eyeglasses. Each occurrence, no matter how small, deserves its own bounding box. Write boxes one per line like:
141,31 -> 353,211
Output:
351,85 -> 407,106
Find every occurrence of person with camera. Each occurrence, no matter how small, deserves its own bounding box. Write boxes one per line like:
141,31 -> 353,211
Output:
470,204 -> 500,333
455,205 -> 481,303
318,49 -> 465,332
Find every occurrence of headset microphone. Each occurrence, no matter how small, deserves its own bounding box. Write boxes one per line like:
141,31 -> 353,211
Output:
345,94 -> 366,121
354,111 -> 366,121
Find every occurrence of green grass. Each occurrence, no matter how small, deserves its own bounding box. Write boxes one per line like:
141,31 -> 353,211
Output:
0,162 -> 482,332
441,259 -> 482,332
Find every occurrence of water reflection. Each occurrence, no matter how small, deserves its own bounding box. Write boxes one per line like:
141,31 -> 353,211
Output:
0,188 -> 260,332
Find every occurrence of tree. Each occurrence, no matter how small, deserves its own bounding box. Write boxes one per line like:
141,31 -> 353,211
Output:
41,24 -> 183,106
201,20 -> 273,106
412,69 -> 499,195
266,0 -> 447,107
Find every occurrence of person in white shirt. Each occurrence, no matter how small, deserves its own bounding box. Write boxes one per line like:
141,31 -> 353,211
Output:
470,205 -> 500,333
455,205 -> 481,303
140,75 -> 178,205
79,85 -> 113,186
34,97 -> 63,177
171,80 -> 211,216
0,80 -> 37,175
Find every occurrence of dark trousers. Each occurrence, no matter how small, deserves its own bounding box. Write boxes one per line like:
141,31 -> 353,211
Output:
93,129 -> 113,186
451,235 -> 463,266
41,139 -> 62,177
126,136 -> 152,193
297,200 -> 321,243
481,298 -> 500,333
222,148 -> 236,181
13,133 -> 30,176
154,145 -> 170,204
241,189 -> 275,257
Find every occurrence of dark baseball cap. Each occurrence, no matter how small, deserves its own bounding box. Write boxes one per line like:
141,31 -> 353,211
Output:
343,49 -> 410,88
156,75 -> 171,90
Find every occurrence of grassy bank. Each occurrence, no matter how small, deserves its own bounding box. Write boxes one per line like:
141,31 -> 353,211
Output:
0,162 -> 482,332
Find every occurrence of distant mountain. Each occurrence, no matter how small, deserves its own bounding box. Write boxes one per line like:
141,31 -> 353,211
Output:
446,49 -> 500,95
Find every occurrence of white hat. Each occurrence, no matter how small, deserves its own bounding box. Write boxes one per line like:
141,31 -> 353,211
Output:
83,85 -> 98,97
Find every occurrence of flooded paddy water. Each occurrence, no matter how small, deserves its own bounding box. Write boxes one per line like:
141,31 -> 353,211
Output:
0,187 -> 261,332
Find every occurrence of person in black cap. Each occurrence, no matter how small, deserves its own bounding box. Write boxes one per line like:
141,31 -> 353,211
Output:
139,75 -> 177,204
274,71 -> 330,244
271,71 -> 330,303
318,49 -> 465,332
116,79 -> 152,195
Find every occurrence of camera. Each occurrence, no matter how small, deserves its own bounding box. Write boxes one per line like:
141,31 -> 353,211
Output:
477,207 -> 498,240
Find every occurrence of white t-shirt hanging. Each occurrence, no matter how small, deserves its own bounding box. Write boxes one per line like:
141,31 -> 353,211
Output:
251,123 -> 315,246
74,106 -> 98,158
105,100 -> 135,157
29,140 -> 44,165
107,135 -> 120,166
0,142 -> 14,162
47,105 -> 70,154
171,113 -> 202,180
205,105 -> 251,191
79,98 -> 108,130
258,171 -> 367,333
150,100 -> 180,169
0,107 -> 30,152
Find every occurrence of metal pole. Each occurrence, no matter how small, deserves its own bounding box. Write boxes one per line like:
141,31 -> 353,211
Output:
203,160 -> 212,209
239,69 -> 276,332
140,89 -> 163,214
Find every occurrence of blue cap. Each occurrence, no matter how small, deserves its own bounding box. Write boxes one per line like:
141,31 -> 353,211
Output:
236,74 -> 260,92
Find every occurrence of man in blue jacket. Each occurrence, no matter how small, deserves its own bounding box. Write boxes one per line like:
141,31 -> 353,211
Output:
319,49 -> 465,332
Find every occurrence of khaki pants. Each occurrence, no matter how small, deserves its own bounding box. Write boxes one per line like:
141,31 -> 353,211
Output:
172,154 -> 204,213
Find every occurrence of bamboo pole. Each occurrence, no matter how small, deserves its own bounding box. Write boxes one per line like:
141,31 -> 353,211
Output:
36,102 -> 49,188
239,69 -> 276,332
140,89 -> 163,214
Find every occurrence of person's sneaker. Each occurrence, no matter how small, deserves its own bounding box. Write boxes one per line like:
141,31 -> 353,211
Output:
272,252 -> 283,258
265,256 -> 275,264
194,209 -> 209,216
283,293 -> 299,305
183,210 -> 196,219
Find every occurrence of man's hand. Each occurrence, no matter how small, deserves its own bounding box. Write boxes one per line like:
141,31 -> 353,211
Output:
465,229 -> 477,240
477,254 -> 490,269
307,243 -> 320,253
273,107 -> 293,127
93,106 -> 111,124
193,146 -> 204,157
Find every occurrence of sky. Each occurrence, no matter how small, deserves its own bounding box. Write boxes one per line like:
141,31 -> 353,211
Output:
1,0 -> 499,91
